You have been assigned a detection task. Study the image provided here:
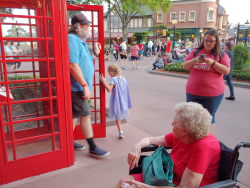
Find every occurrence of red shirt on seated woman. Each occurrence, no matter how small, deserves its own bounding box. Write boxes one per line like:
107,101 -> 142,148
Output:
116,102 -> 221,188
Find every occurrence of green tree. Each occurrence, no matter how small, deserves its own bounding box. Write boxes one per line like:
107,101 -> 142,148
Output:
0,8 -> 13,22
4,25 -> 30,37
233,44 -> 249,70
69,0 -> 172,40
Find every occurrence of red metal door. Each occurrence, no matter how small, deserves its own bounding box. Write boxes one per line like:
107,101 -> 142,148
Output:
66,4 -> 106,140
0,0 -> 74,184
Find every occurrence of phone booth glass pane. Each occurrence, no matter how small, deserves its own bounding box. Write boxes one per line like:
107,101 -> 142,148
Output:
0,0 -> 71,184
67,5 -> 106,139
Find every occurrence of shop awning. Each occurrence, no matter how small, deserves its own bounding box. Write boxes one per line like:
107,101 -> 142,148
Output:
104,32 -> 134,39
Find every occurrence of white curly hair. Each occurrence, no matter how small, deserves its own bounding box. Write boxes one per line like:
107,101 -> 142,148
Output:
174,102 -> 212,140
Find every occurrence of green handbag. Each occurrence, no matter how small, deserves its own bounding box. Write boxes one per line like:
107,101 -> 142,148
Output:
142,145 -> 175,186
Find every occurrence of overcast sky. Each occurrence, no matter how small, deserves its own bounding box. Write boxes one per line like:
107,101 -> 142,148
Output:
219,0 -> 249,25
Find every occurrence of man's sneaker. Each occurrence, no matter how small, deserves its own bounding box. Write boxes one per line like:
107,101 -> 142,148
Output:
133,67 -> 135,70
74,142 -> 85,151
119,131 -> 124,139
120,67 -> 124,70
226,96 -> 235,101
136,67 -> 140,69
152,68 -> 156,70
123,67 -> 127,70
89,147 -> 110,158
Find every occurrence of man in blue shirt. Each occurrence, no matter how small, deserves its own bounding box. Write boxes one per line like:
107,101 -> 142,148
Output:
68,13 -> 110,158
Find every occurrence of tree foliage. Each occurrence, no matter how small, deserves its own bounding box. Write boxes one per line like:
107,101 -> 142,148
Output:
148,24 -> 168,32
70,0 -> 172,40
233,44 -> 249,70
4,25 -> 31,38
132,31 -> 152,42
0,8 -> 13,22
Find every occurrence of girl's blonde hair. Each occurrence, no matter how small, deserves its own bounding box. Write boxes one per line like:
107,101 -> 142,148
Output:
132,41 -> 137,46
108,64 -> 121,77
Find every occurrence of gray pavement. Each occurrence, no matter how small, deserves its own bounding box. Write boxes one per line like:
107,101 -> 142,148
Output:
105,56 -> 250,188
2,55 -> 250,188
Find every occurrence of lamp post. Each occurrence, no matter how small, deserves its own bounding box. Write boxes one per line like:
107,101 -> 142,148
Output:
244,20 -> 250,46
199,28 -> 203,43
117,35 -> 120,44
237,20 -> 250,45
171,14 -> 178,48
15,21 -> 20,46
234,30 -> 237,44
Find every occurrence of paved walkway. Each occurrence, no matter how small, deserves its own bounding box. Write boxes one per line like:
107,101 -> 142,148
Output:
2,56 -> 250,188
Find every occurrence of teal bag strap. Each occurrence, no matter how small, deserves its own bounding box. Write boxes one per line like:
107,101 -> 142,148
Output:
142,145 -> 175,186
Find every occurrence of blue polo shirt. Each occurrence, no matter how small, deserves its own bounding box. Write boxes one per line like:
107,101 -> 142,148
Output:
68,34 -> 94,92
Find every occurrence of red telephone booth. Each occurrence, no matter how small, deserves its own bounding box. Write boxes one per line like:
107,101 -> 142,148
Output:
0,0 -> 105,185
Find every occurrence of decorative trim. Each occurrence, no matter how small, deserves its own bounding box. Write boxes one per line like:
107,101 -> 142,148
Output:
179,11 -> 186,22
189,11 -> 196,22
157,12 -> 163,23
169,12 -> 176,22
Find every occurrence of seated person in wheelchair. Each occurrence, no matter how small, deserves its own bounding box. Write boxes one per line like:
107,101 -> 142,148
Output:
116,102 -> 221,188
174,46 -> 187,60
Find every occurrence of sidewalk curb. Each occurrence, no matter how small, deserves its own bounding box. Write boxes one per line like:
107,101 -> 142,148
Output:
146,67 -> 250,89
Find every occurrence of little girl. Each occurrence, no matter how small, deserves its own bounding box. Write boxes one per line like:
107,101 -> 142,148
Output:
99,64 -> 132,138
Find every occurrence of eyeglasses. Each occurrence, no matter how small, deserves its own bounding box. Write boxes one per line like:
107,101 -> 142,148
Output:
204,39 -> 216,43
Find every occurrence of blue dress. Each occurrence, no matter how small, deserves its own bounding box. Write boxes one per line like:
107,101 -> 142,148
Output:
109,76 -> 132,121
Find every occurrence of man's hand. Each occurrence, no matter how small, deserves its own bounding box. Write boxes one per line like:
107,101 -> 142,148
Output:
94,42 -> 101,55
82,86 -> 90,101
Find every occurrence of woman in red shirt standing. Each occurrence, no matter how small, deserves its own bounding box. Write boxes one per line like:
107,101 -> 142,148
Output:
183,29 -> 230,132
130,41 -> 140,70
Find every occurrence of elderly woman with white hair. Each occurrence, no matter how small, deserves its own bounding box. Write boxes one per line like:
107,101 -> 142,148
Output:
116,102 -> 221,188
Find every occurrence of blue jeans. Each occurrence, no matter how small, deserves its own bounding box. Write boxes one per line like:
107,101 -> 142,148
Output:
186,92 -> 224,124
223,71 -> 234,97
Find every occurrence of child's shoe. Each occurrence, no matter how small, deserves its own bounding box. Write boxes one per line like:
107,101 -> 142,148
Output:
119,131 -> 124,139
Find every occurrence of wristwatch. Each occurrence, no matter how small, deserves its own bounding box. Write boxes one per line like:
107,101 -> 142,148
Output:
93,51 -> 99,56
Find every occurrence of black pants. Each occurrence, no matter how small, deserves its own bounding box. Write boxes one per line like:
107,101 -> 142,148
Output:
14,57 -> 21,69
113,52 -> 118,60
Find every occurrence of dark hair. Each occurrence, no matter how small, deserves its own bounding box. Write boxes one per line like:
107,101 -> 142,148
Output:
225,41 -> 232,51
196,29 -> 221,60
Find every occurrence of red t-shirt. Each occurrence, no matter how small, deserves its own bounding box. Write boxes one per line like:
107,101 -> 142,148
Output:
185,49 -> 230,96
130,46 -> 139,57
166,41 -> 172,52
165,133 -> 220,187
115,44 -> 119,51
138,43 -> 144,50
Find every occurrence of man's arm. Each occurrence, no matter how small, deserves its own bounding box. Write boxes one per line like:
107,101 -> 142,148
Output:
70,63 -> 90,101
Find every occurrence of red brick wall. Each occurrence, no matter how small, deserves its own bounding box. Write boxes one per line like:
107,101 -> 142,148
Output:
154,1 -> 219,29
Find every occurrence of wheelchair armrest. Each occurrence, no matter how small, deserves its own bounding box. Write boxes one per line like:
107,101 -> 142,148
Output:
199,179 -> 237,188
141,145 -> 172,153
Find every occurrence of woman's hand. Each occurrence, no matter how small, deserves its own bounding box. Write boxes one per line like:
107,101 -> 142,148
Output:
203,58 -> 214,66
127,144 -> 141,170
99,74 -> 106,83
122,180 -> 151,188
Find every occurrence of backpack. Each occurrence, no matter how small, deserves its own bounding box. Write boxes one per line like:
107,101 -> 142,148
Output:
119,43 -> 123,52
194,49 -> 225,62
